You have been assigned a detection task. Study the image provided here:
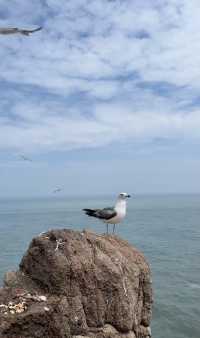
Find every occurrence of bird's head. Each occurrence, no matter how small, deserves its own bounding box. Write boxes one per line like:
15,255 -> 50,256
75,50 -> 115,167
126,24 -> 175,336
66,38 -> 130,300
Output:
118,192 -> 131,200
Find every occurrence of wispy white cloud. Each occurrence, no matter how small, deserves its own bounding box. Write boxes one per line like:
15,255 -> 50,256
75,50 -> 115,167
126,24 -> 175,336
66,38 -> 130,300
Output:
1,0 -> 200,153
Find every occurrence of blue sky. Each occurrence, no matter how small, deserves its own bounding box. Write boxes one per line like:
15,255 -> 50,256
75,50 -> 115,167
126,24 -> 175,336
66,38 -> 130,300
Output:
0,0 -> 200,197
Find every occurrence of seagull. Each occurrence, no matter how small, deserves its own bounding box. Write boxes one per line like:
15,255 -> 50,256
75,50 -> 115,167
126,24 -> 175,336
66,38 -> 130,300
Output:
83,192 -> 131,234
53,188 -> 62,194
19,155 -> 32,162
0,26 -> 42,36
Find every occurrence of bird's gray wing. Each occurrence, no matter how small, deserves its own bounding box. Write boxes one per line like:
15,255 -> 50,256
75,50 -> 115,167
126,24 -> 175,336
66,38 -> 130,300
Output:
20,155 -> 32,161
53,188 -> 61,193
94,207 -> 117,220
0,27 -> 42,36
20,27 -> 42,35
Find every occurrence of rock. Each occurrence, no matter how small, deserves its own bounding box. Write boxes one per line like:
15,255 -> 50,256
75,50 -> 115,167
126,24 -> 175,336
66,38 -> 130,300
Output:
0,288 -> 70,338
0,229 -> 153,338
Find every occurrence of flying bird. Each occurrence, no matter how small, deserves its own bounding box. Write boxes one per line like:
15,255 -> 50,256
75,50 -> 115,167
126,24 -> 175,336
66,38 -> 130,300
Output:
19,155 -> 32,162
83,192 -> 131,234
53,188 -> 62,194
0,26 -> 42,36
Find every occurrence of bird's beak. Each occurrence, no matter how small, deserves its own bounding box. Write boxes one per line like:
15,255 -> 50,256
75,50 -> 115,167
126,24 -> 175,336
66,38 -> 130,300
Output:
127,194 -> 131,198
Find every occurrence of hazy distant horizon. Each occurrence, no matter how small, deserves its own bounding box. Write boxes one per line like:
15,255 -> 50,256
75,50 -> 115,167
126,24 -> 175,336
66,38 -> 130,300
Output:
1,192 -> 200,200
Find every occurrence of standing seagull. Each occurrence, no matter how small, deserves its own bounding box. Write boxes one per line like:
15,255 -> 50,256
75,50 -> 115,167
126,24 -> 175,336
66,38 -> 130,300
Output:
83,192 -> 131,234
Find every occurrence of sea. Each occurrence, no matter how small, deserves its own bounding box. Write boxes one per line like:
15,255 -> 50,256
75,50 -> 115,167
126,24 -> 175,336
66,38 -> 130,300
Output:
0,194 -> 200,338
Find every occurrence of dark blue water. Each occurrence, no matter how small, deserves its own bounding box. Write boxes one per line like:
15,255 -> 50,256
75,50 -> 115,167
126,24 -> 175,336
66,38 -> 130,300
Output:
0,195 -> 200,338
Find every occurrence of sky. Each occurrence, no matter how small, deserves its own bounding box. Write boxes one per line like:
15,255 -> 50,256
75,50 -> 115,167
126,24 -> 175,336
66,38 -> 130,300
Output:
0,0 -> 200,197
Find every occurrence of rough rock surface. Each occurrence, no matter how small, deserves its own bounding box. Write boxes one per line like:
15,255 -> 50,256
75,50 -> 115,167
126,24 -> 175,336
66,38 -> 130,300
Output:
0,229 -> 153,338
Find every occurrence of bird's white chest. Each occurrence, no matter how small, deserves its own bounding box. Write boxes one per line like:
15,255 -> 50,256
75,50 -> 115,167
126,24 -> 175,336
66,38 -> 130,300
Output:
107,201 -> 126,224
107,211 -> 125,224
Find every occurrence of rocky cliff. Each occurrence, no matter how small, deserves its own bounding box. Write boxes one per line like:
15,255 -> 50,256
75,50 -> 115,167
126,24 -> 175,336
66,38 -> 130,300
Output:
0,229 -> 153,338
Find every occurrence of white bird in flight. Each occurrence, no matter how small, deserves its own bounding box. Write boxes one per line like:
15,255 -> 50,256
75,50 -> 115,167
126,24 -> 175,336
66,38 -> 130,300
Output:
53,188 -> 62,194
19,155 -> 32,162
83,192 -> 131,234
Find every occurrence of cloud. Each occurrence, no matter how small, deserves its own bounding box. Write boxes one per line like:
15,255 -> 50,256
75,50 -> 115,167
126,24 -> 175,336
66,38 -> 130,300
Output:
0,94 -> 200,153
0,0 -> 200,154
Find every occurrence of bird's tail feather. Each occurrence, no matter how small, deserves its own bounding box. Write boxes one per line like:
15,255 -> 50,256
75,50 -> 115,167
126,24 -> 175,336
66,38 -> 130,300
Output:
83,208 -> 97,217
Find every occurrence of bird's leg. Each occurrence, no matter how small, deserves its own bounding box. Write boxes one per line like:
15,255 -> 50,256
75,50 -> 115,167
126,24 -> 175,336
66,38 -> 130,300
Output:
106,224 -> 108,235
113,224 -> 116,234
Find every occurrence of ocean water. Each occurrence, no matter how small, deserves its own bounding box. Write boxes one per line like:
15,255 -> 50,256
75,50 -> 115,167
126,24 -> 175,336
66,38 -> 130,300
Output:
0,194 -> 200,338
